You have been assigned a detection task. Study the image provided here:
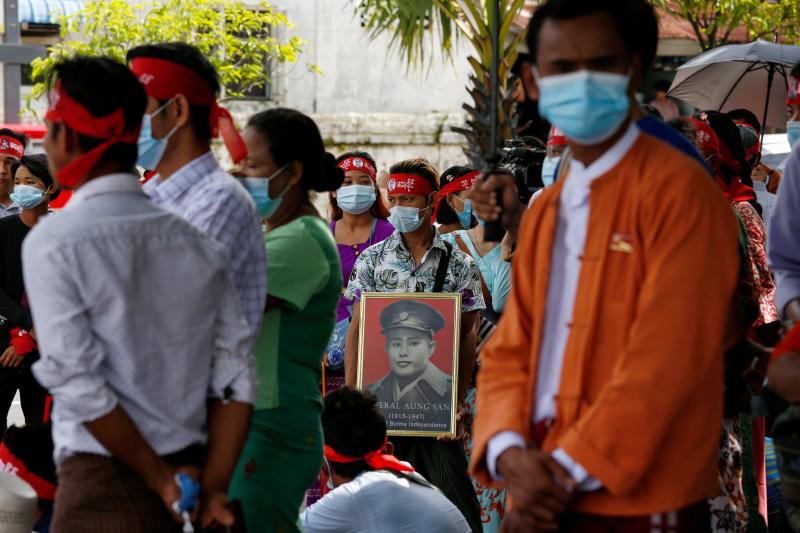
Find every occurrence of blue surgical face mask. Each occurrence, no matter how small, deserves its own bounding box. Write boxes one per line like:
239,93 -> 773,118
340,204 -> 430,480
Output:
452,195 -> 473,229
388,205 -> 429,233
242,164 -> 290,219
541,156 -> 560,187
10,184 -> 46,209
536,69 -> 631,145
788,121 -> 800,149
337,184 -> 376,215
136,99 -> 179,170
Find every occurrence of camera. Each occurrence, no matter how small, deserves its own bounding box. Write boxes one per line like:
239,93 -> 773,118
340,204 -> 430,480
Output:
498,136 -> 547,204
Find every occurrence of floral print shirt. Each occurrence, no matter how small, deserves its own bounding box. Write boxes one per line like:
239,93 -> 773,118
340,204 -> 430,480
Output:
345,229 -> 485,313
734,202 -> 778,326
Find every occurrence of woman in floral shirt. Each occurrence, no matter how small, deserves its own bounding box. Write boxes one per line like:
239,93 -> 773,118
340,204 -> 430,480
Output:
343,158 -> 485,533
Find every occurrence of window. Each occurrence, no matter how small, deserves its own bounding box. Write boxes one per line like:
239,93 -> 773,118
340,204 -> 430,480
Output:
225,10 -> 273,101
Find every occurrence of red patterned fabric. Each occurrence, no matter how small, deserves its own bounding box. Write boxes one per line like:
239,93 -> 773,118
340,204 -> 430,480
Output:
734,202 -> 778,326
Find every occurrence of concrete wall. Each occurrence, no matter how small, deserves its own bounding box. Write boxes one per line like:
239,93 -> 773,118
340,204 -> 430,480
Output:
247,0 -> 474,171
16,0 -> 477,171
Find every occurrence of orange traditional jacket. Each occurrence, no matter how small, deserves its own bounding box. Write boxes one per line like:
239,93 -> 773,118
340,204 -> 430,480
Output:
471,133 -> 740,516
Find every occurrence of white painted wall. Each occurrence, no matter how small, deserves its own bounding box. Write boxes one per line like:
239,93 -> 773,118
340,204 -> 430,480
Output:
273,0 -> 472,115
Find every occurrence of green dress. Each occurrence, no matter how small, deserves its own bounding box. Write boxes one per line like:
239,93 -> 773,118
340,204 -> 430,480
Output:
229,216 -> 341,533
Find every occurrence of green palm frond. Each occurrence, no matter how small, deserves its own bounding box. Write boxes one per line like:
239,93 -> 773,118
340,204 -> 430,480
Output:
355,0 -> 531,166
356,0 -> 457,67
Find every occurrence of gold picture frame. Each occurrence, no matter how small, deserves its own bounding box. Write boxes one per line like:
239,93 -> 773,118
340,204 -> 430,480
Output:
357,292 -> 462,438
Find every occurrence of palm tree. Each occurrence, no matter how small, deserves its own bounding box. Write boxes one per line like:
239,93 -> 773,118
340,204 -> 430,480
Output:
355,0 -> 531,168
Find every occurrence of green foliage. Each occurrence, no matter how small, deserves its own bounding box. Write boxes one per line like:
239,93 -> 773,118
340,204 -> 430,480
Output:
651,0 -> 800,51
354,1 -> 529,166
26,0 -> 315,114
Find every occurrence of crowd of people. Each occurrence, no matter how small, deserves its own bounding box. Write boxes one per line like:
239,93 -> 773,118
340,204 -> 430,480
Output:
1,0 -> 800,532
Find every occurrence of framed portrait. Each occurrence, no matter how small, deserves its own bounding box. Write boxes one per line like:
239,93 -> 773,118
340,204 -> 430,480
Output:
357,292 -> 461,438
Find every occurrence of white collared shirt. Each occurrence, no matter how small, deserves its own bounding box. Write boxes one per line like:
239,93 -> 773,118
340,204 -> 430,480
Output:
24,173 -> 257,464
487,124 -> 641,489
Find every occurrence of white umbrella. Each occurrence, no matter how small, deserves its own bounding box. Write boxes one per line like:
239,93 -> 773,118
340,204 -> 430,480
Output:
668,40 -> 800,132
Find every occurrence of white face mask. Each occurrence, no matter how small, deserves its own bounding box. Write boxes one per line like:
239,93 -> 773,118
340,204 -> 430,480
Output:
337,184 -> 376,214
541,156 -> 561,187
388,205 -> 430,233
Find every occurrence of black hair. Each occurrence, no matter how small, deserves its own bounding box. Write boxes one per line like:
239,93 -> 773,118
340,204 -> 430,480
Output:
701,110 -> 762,213
653,79 -> 671,93
641,104 -> 663,121
247,108 -> 344,193
437,166 -> 476,226
727,108 -> 762,133
18,153 -> 60,202
322,387 -> 387,479
389,158 -> 439,192
701,110 -> 752,185
48,56 -> 145,172
0,128 -> 28,152
527,0 -> 658,73
126,43 -> 220,140
792,61 -> 800,79
330,151 -> 390,221
668,118 -> 696,145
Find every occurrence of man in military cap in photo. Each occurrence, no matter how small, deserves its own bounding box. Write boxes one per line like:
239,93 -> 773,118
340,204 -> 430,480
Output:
368,300 -> 453,431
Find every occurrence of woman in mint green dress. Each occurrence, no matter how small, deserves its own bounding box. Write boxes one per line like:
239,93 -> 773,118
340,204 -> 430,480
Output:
229,108 -> 343,533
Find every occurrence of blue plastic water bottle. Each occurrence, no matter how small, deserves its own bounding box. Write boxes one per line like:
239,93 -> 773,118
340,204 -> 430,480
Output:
172,473 -> 200,533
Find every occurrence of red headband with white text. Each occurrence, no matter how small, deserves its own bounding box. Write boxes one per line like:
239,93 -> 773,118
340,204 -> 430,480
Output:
338,156 -> 377,181
45,80 -> 140,188
0,442 -> 56,501
387,173 -> 434,196
432,170 -> 479,222
0,136 -> 24,159
130,57 -> 247,163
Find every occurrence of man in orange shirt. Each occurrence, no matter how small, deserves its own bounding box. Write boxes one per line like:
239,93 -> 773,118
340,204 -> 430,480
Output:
470,1 -> 741,531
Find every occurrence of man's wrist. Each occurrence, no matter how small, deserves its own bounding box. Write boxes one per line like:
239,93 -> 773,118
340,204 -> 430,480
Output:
142,459 -> 174,494
496,446 -> 524,480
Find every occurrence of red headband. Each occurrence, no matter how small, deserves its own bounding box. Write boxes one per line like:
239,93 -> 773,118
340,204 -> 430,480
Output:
0,443 -> 56,501
689,117 -> 721,158
324,438 -> 414,473
736,122 -> 762,159
0,136 -> 23,159
129,57 -> 247,164
338,156 -> 377,180
387,173 -> 434,196
789,76 -> 800,106
45,81 -> 139,188
432,170 -> 480,223
547,127 -> 567,147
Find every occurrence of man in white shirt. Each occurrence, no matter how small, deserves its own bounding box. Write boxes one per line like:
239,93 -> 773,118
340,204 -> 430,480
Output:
301,387 -> 470,533
24,55 -> 255,532
127,43 -> 266,342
